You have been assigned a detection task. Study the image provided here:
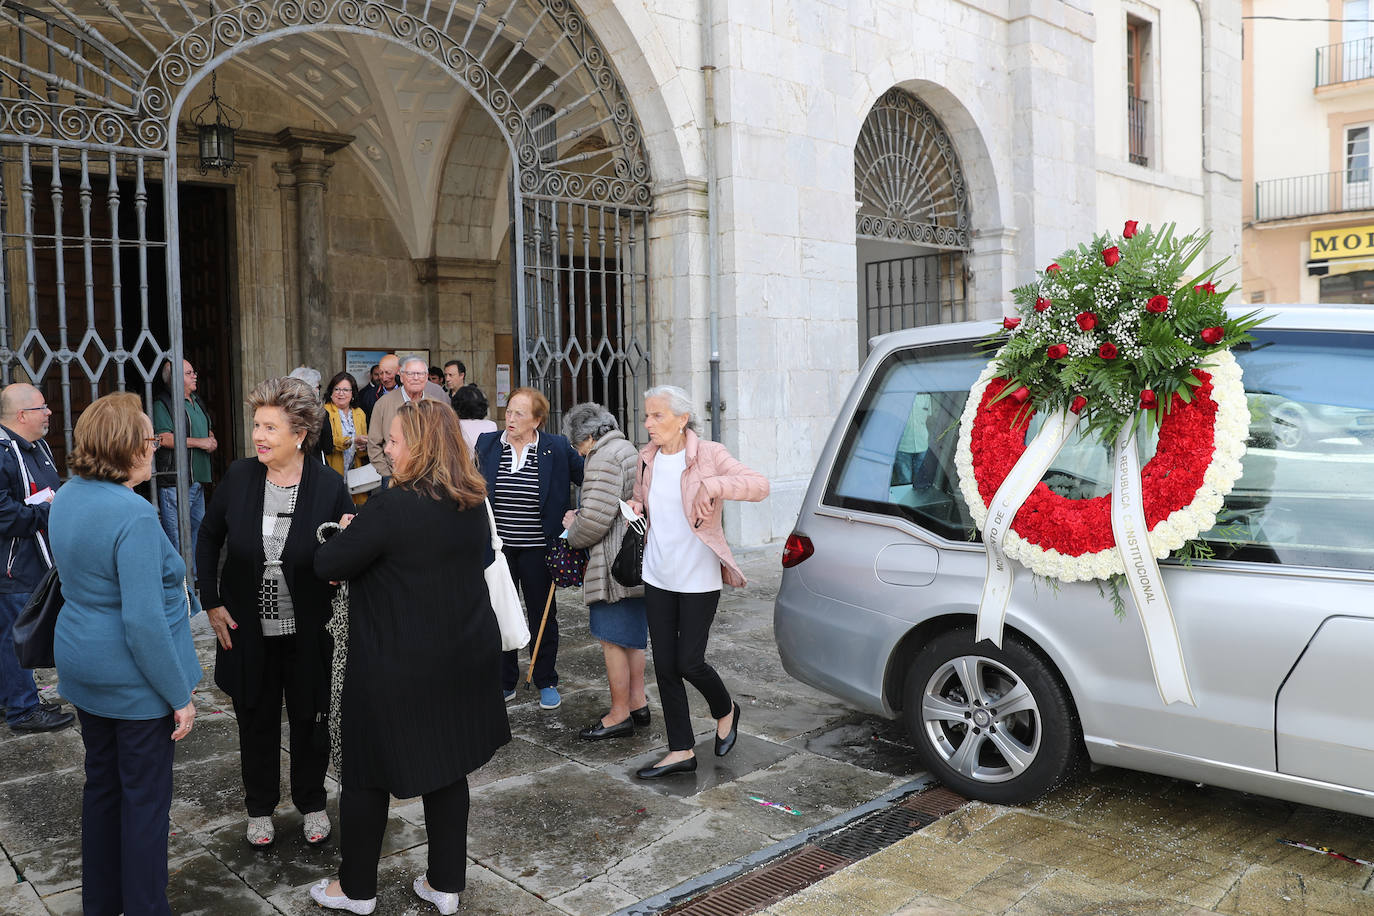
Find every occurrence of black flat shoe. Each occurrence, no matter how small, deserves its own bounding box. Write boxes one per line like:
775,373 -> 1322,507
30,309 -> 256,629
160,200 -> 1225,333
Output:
630,705 -> 651,727
579,717 -> 634,740
635,757 -> 697,779
714,701 -> 741,757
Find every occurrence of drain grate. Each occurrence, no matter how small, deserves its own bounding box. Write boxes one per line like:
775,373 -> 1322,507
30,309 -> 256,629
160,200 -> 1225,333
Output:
899,785 -> 967,819
812,804 -> 935,859
657,785 -> 969,916
662,846 -> 850,916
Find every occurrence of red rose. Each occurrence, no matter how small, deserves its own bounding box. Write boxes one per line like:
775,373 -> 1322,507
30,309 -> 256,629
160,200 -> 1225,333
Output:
1035,297 -> 1052,312
1139,389 -> 1158,410
1010,386 -> 1030,403
1146,294 -> 1170,314
1103,246 -> 1121,267
1192,282 -> 1218,295
1047,343 -> 1069,360
1099,342 -> 1118,359
1076,311 -> 1097,331
1003,316 -> 1021,330
1046,263 -> 1061,273
1200,326 -> 1224,344
1123,220 -> 1138,238
1070,395 -> 1088,414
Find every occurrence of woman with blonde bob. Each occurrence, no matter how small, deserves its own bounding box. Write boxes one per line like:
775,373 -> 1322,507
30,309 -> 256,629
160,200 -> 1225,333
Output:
312,399 -> 510,915
51,392 -> 203,915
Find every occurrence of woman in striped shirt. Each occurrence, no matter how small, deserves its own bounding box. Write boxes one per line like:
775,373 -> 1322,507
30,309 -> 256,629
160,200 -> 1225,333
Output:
474,388 -> 584,711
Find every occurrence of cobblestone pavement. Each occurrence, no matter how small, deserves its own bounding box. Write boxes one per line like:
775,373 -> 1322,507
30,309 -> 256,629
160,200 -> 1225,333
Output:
5,545 -> 1372,916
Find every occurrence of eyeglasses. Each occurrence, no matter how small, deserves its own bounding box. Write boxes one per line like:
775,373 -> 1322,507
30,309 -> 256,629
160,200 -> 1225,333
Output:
144,436 -> 160,449
331,386 -> 353,394
400,371 -> 428,378
18,405 -> 50,415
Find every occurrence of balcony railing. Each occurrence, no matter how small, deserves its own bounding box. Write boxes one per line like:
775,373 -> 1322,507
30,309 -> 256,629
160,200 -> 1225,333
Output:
1128,95 -> 1148,166
1254,169 -> 1374,221
1316,37 -> 1374,88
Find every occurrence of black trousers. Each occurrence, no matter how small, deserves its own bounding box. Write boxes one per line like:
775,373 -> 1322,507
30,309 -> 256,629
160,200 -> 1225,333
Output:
77,709 -> 175,916
340,778 -> 470,899
645,583 -> 732,751
501,545 -> 559,690
232,634 -> 328,817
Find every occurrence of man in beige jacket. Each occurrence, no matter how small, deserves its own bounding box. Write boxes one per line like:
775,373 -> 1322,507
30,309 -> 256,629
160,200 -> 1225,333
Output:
367,356 -> 447,486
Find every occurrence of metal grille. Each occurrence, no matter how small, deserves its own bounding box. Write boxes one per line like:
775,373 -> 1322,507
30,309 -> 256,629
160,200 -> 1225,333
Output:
854,88 -> 970,250
519,194 -> 650,433
1128,95 -> 1148,166
812,804 -> 934,859
862,251 -> 966,341
662,847 -> 849,916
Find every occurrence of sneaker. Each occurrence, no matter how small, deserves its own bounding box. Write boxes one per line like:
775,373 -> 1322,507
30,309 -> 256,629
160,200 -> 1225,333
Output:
309,878 -> 376,914
503,689 -> 517,702
413,874 -> 461,914
246,815 -> 274,847
304,810 -> 331,844
539,686 -> 561,710
8,706 -> 74,733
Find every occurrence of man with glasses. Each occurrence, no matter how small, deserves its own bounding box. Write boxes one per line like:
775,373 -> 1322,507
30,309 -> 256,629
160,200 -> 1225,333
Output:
153,359 -> 216,574
367,356 -> 448,487
0,383 -> 72,732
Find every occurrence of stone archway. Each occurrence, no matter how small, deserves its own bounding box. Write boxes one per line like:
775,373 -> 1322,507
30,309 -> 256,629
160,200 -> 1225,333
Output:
0,0 -> 656,559
854,87 -> 971,346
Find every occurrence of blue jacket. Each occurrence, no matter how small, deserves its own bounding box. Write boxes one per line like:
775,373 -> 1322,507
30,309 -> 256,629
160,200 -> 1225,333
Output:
0,426 -> 61,594
474,431 -> 585,545
51,477 -> 203,719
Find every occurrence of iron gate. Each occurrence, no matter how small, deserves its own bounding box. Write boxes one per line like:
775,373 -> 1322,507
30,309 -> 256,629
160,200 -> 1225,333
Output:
0,0 -> 654,563
862,252 -> 967,341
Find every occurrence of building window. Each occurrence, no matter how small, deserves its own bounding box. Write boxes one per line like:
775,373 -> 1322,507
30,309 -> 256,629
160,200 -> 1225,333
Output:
1346,125 -> 1373,209
1346,0 -> 1374,81
1127,17 -> 1151,167
1320,269 -> 1374,303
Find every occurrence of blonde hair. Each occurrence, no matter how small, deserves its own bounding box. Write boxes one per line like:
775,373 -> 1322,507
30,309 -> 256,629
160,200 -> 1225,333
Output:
70,392 -> 148,483
390,399 -> 487,508
246,377 -> 325,450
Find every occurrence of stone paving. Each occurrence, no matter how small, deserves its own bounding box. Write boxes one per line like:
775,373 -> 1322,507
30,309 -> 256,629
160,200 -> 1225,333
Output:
6,544 -> 1373,916
0,547 -> 923,915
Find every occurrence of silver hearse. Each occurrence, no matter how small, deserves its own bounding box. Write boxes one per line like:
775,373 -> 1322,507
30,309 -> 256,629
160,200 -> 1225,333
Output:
775,306 -> 1374,814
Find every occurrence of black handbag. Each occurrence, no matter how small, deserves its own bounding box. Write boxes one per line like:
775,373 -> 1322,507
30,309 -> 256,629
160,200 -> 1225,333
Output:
13,564 -> 62,669
611,516 -> 646,588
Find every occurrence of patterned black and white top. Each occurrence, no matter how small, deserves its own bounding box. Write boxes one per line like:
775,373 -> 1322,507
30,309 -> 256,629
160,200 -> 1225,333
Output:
493,436 -> 543,548
259,480 -> 298,636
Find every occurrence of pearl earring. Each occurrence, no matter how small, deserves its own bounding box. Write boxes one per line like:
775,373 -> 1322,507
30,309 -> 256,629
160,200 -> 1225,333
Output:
296,441 -> 302,451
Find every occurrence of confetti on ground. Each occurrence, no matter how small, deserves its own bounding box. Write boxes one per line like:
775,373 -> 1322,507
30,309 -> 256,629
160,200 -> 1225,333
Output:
748,796 -> 802,816
1278,838 -> 1374,868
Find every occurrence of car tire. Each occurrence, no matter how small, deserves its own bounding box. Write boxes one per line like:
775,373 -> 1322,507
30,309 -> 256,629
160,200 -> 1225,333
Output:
902,627 -> 1084,804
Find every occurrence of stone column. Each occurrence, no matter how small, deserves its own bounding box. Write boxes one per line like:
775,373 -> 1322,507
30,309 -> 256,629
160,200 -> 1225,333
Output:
276,128 -> 352,373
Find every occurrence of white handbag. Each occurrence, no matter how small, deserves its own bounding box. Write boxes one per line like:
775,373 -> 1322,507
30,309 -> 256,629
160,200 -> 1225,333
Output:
483,499 -> 530,651
346,464 -> 382,494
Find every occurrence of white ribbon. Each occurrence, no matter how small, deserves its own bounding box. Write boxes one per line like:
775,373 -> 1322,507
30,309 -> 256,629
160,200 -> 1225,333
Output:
972,409 -> 1197,707
1110,425 -> 1196,706
976,407 -> 1080,646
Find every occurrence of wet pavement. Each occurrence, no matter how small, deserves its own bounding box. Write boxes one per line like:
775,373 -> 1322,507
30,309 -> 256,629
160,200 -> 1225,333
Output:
4,545 -> 1373,915
0,547 -> 919,914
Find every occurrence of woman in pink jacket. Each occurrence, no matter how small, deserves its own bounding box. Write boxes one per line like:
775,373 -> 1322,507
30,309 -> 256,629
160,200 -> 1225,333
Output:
630,385 -> 769,779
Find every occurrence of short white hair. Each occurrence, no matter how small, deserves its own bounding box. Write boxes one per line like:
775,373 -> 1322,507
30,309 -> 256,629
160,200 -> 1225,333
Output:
288,366 -> 321,389
644,385 -> 699,433
400,356 -> 428,373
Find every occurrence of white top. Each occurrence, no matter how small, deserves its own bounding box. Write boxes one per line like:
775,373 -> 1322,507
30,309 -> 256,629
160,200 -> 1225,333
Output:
460,418 -> 498,451
642,448 -> 722,593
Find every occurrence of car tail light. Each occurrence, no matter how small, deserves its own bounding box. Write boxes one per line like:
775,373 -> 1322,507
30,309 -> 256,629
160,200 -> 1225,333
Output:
781,533 -> 814,568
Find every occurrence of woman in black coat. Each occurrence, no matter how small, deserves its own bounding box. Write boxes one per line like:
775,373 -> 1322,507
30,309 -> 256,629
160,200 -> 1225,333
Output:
311,399 -> 509,915
196,377 -> 353,848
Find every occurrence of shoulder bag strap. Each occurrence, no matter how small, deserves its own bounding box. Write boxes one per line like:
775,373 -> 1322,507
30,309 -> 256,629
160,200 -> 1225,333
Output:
484,498 -> 504,551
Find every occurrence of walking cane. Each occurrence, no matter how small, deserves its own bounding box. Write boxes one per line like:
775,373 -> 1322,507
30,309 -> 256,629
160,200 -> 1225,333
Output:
524,582 -> 557,689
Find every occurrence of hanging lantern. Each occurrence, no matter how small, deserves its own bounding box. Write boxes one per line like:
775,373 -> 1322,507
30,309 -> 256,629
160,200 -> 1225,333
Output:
191,73 -> 242,176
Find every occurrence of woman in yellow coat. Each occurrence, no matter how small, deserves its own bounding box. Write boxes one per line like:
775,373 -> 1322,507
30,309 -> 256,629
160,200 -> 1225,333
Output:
323,371 -> 370,506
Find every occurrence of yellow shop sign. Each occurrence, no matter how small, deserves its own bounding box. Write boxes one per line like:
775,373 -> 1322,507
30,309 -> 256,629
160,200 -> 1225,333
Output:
1309,225 -> 1374,259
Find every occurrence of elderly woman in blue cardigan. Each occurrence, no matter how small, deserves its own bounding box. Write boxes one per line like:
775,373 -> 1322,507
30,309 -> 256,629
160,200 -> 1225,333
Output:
51,392 -> 202,916
474,387 -> 583,710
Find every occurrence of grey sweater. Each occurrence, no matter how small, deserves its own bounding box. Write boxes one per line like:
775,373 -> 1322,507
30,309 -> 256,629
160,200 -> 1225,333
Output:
565,429 -> 644,605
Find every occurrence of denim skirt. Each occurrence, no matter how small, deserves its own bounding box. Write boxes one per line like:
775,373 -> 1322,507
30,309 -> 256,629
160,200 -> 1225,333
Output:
588,596 -> 648,650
